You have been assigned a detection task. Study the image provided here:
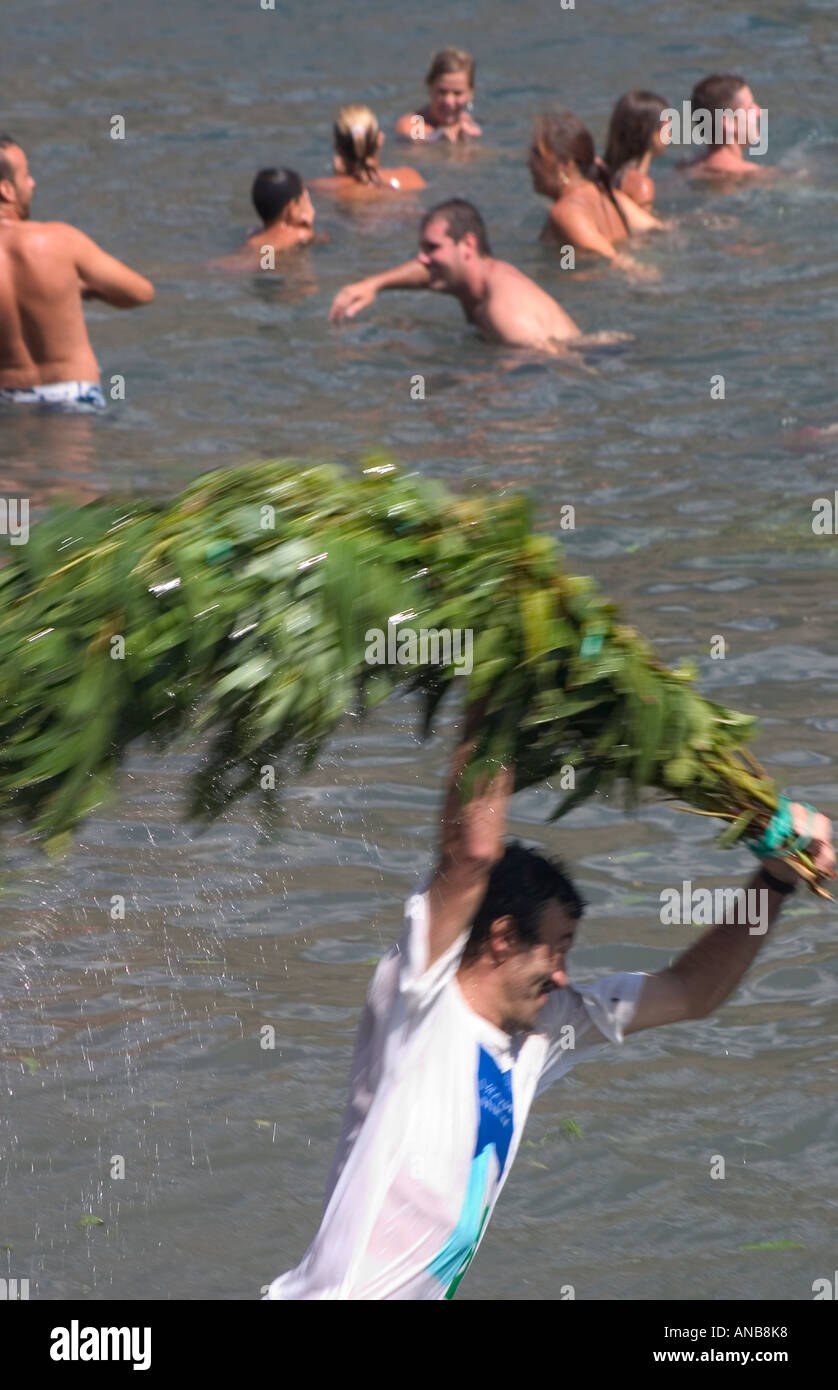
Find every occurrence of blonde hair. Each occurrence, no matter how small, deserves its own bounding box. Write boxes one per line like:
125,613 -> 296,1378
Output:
333,105 -> 381,183
425,47 -> 475,89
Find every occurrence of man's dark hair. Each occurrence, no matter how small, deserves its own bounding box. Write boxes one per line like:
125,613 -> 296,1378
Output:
0,135 -> 18,186
251,167 -> 304,224
462,841 -> 585,963
421,198 -> 491,256
690,74 -> 747,145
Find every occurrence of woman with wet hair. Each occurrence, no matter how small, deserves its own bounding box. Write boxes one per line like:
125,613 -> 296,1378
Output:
310,105 -> 425,198
603,90 -> 671,212
395,48 -> 481,143
528,108 -> 662,276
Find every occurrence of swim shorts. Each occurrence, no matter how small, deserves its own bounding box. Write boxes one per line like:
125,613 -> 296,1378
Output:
0,380 -> 106,409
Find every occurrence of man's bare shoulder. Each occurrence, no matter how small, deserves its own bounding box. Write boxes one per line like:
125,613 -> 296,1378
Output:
9,221 -> 94,256
486,259 -> 559,315
486,257 -> 542,295
18,219 -> 85,238
0,220 -> 87,261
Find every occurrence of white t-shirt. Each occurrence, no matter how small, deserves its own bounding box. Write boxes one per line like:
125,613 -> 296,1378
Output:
264,884 -> 647,1301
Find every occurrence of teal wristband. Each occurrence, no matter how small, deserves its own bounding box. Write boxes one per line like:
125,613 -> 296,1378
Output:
748,796 -> 794,860
748,796 -> 816,861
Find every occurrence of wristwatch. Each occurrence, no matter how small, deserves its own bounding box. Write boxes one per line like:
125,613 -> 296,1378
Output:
755,865 -> 797,896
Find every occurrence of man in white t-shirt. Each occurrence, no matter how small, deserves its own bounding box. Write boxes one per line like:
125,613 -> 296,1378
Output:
264,718 -> 834,1301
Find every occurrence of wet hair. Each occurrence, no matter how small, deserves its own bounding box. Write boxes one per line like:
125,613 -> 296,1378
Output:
0,135 -> 18,186
251,167 -> 304,224
333,105 -> 382,185
420,198 -> 491,255
690,74 -> 748,145
462,842 -> 585,964
533,107 -> 630,233
425,47 -> 475,89
603,90 -> 669,176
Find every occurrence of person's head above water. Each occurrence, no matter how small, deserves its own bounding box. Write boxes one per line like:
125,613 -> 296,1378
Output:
425,47 -> 475,128
603,90 -> 671,175
690,74 -> 760,149
0,137 -> 35,220
333,105 -> 384,183
251,167 -> 313,228
418,198 -> 491,289
529,108 -> 629,229
528,108 -> 598,195
460,842 -> 585,1035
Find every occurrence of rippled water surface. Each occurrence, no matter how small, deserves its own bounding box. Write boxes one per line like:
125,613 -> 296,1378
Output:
2,0 -> 838,1301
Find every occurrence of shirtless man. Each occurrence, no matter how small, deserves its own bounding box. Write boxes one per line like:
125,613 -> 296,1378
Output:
682,74 -> 771,178
0,137 -> 154,408
212,168 -> 322,272
329,199 -> 580,352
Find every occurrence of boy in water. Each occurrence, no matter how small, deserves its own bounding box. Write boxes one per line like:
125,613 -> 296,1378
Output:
212,168 -> 321,271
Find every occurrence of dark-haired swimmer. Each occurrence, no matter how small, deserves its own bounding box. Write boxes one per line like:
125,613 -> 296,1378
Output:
529,109 -> 663,280
396,48 -> 481,144
680,75 -> 771,178
330,198 -> 580,353
603,91 -> 671,213
310,106 -> 426,200
212,168 -> 323,271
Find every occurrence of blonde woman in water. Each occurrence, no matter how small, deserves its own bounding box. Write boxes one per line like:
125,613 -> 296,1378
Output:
310,106 -> 426,199
396,48 -> 481,143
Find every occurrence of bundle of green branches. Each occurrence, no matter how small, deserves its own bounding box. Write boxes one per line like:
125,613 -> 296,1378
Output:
0,457 -> 828,891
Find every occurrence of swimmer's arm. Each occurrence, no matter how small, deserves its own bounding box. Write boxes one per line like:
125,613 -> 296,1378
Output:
457,112 -> 482,138
613,190 -> 663,233
548,207 -> 659,280
329,259 -> 430,321
395,113 -> 438,142
68,227 -> 155,307
426,706 -> 512,969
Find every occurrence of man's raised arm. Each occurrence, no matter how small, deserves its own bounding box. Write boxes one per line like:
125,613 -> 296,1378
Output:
329,258 -> 431,322
69,227 -> 155,308
626,803 -> 835,1034
426,711 -> 512,969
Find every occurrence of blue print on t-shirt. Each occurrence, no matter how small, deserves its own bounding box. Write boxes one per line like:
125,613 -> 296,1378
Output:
476,1045 -> 513,1172
427,1046 -> 514,1290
